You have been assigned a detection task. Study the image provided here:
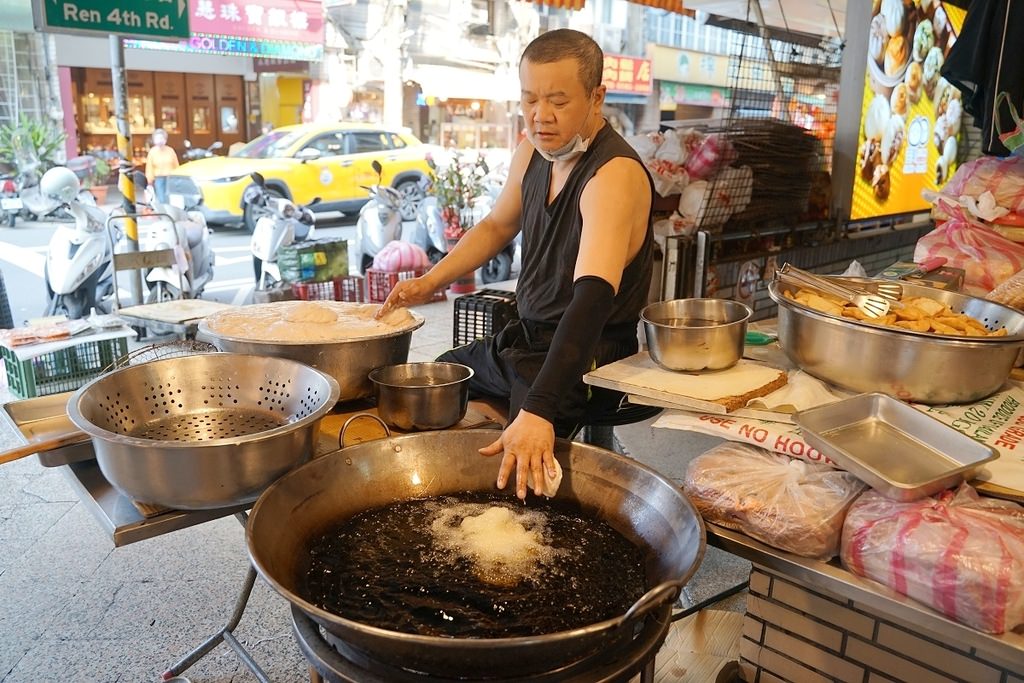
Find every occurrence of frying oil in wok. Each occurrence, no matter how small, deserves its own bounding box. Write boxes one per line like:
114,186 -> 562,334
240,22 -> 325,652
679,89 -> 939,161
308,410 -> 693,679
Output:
299,491 -> 646,638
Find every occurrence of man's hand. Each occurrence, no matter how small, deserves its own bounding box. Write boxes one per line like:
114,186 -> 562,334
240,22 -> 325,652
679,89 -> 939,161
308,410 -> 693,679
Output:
375,275 -> 439,318
479,410 -> 558,500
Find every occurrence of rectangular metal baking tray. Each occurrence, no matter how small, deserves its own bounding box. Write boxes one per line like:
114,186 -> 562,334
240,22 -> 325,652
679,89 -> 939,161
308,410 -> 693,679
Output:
1,391 -> 94,467
794,393 -> 998,501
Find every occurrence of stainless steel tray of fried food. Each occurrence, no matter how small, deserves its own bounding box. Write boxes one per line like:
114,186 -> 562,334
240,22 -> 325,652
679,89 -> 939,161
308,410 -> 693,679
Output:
795,393 -> 998,501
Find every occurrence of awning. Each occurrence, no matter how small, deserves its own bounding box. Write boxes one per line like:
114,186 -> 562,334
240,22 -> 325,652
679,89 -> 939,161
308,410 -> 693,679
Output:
532,0 -> 586,9
628,0 -> 692,15
407,65 -> 520,102
605,93 -> 650,105
531,0 -> 690,14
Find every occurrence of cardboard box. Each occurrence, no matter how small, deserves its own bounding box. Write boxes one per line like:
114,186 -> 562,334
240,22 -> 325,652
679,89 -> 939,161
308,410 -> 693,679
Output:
877,261 -> 965,291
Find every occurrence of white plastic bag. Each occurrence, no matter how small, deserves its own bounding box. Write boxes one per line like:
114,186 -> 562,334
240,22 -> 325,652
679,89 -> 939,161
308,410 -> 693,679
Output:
654,128 -> 687,165
684,443 -> 866,559
840,260 -> 868,278
625,132 -> 663,161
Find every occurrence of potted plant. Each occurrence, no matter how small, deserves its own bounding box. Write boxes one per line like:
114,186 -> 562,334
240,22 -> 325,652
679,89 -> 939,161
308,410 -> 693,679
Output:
431,152 -> 489,293
432,151 -> 488,241
0,115 -> 66,171
82,155 -> 112,203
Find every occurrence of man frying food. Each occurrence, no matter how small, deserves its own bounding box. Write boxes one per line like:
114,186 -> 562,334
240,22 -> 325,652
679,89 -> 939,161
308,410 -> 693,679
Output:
378,29 -> 654,500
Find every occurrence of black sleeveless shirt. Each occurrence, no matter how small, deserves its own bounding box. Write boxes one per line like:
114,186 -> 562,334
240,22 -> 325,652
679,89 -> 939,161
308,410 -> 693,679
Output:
517,123 -> 654,330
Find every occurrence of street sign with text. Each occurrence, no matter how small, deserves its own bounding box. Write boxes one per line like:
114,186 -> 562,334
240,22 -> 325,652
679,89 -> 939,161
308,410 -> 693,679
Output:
35,0 -> 190,40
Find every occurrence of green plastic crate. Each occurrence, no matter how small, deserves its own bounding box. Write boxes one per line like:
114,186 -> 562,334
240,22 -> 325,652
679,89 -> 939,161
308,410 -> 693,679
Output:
1,336 -> 128,399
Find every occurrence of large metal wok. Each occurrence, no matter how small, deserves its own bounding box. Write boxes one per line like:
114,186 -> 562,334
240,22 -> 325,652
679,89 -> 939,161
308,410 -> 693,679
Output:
247,430 -> 706,679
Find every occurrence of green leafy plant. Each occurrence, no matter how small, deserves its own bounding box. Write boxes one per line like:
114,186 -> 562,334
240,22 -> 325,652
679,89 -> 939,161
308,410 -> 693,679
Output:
0,115 -> 66,170
83,154 -> 112,188
431,151 -> 489,239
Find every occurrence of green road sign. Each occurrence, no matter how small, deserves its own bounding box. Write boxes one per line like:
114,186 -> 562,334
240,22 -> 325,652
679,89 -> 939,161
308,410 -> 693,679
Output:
36,0 -> 190,40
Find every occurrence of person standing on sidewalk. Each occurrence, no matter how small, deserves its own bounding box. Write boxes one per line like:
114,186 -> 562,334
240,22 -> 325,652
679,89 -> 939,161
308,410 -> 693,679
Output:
378,29 -> 654,500
145,128 -> 178,204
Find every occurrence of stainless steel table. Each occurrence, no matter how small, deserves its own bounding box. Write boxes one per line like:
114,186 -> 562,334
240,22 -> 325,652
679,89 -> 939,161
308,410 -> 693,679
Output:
60,456 -> 268,681
62,459 -> 248,547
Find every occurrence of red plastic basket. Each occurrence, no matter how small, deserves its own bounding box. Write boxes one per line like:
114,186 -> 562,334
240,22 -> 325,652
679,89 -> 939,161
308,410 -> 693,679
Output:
365,268 -> 446,304
292,275 -> 365,302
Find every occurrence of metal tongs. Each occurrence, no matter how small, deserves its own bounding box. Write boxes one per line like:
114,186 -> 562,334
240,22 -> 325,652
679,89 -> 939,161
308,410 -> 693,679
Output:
831,276 -> 903,302
778,264 -> 891,319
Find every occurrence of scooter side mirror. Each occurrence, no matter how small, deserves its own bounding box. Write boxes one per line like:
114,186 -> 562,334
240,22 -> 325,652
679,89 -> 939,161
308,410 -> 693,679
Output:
211,141 -> 223,151
309,197 -> 321,206
184,139 -> 193,149
251,172 -> 265,186
372,160 -> 383,176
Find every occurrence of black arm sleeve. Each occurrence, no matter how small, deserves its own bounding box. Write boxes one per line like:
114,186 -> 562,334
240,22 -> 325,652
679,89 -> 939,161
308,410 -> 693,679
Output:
520,275 -> 616,423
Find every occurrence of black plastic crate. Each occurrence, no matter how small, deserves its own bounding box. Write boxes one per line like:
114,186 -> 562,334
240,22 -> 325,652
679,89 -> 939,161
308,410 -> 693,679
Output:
453,289 -> 517,347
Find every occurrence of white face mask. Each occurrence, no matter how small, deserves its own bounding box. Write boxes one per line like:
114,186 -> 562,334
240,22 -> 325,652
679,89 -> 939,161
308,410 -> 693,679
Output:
529,104 -> 594,163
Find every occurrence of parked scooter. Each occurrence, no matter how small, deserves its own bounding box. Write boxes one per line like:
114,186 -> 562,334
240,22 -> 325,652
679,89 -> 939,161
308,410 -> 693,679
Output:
412,185 -> 447,264
39,167 -> 118,319
470,167 -> 517,284
353,160 -> 405,274
182,139 -> 223,162
244,172 -> 317,288
0,160 -> 20,227
12,131 -> 64,221
135,172 -> 215,302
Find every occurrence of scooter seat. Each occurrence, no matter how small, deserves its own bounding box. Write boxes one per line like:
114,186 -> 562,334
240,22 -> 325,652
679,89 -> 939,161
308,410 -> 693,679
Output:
184,222 -> 206,249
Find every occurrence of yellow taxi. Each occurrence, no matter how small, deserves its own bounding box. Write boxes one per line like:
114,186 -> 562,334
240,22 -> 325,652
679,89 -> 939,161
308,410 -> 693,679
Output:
168,123 -> 433,230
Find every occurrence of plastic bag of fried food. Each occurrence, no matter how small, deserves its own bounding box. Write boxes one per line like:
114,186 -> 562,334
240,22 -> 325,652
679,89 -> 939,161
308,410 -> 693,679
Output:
782,287 -> 1008,337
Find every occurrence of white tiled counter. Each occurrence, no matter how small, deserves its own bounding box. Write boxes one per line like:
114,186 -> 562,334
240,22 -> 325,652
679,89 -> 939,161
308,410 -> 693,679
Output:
707,524 -> 1024,683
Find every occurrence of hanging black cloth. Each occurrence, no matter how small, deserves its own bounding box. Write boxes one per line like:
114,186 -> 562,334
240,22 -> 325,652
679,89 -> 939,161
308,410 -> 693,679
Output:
942,0 -> 1024,156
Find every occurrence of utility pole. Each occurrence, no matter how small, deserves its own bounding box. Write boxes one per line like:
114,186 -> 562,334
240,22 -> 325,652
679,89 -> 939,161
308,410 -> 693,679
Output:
381,0 -> 408,128
109,35 -> 143,306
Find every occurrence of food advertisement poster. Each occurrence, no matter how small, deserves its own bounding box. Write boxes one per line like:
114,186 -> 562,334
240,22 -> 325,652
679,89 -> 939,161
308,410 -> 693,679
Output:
851,1 -> 966,220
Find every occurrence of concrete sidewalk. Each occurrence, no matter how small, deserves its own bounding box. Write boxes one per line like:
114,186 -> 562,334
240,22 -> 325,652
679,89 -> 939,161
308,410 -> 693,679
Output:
0,292 -> 745,682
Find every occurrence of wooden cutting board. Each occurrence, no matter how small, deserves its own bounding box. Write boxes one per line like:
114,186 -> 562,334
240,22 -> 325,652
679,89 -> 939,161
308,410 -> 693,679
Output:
118,299 -> 236,324
315,399 -> 506,454
584,352 -> 787,414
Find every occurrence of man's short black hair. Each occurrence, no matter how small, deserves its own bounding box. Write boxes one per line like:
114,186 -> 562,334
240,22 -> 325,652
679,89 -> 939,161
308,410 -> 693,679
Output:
521,29 -> 603,93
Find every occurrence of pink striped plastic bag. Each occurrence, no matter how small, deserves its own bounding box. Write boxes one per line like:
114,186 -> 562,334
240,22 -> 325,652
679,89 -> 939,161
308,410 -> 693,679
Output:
914,200 -> 1024,294
841,484 -> 1024,634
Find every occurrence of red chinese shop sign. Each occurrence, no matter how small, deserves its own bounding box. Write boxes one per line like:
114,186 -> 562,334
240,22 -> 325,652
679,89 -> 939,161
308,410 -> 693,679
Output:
602,54 -> 653,95
188,0 -> 324,45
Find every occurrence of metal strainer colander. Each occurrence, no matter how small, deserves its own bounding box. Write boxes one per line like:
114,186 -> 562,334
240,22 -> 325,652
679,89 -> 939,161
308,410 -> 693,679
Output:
67,353 -> 340,510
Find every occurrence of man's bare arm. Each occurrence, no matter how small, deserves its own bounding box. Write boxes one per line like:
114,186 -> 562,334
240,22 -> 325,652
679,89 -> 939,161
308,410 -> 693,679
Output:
574,157 -> 652,291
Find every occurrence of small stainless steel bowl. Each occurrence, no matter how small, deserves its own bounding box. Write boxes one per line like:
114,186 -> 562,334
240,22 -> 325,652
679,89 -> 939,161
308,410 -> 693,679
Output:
369,362 -> 474,431
641,299 -> 753,371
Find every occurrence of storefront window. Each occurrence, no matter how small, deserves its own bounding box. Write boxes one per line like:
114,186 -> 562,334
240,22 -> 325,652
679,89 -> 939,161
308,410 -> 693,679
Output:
161,106 -> 179,133
192,106 -> 212,134
81,93 -> 116,134
220,106 -> 239,134
128,94 -> 155,134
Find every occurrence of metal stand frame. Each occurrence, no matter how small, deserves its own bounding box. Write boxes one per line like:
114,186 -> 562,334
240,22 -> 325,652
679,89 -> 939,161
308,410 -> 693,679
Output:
107,210 -> 186,311
161,512 -> 270,683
